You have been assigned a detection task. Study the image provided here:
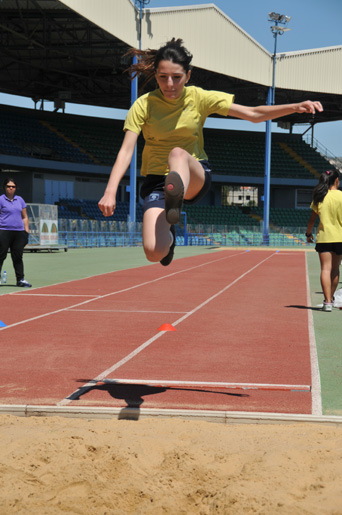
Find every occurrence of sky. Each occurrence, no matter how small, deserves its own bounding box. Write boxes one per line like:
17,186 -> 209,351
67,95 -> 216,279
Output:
1,0 -> 341,157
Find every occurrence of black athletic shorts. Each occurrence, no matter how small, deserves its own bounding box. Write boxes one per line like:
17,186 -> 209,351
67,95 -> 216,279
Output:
140,160 -> 212,212
315,242 -> 342,255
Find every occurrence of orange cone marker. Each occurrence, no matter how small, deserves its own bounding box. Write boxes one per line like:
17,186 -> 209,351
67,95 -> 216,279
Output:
158,323 -> 176,331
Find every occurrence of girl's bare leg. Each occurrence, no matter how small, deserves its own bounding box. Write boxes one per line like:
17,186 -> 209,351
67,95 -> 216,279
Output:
319,252 -> 342,303
319,252 -> 333,303
167,147 -> 205,199
331,253 -> 342,299
143,148 -> 206,263
143,207 -> 172,262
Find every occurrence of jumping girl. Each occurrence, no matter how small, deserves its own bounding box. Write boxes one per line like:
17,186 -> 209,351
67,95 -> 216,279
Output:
99,38 -> 323,266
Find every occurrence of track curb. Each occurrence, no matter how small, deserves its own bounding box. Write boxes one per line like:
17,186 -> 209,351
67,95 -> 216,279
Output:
0,405 -> 341,425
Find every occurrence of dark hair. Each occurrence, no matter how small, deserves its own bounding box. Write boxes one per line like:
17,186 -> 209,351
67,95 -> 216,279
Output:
312,170 -> 340,205
3,177 -> 17,190
124,38 -> 193,89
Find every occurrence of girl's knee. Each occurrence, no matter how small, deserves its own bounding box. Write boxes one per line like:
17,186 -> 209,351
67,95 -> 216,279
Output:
144,250 -> 159,263
143,243 -> 165,263
332,267 -> 340,277
168,147 -> 188,161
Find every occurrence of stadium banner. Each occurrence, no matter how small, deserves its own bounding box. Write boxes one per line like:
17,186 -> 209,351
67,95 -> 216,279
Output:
40,219 -> 59,245
27,204 -> 59,247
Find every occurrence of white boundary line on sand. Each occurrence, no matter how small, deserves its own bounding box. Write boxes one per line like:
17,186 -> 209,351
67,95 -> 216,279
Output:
58,253 -> 278,406
305,252 -> 323,416
1,404 -> 342,426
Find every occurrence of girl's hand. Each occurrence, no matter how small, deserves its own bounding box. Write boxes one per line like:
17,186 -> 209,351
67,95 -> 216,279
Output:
98,193 -> 116,217
97,130 -> 138,217
295,101 -> 323,114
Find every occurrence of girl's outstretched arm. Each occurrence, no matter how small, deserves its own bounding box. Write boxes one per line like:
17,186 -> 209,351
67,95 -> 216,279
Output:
98,130 -> 138,217
229,100 -> 323,123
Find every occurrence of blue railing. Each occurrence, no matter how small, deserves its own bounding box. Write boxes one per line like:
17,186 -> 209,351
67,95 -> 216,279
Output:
58,231 -> 143,248
57,228 -> 312,249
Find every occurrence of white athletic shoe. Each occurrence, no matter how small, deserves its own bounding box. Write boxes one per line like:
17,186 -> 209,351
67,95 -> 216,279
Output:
322,302 -> 333,312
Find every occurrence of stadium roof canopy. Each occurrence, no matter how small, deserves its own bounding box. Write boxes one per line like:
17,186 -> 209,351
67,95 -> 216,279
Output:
0,0 -> 341,126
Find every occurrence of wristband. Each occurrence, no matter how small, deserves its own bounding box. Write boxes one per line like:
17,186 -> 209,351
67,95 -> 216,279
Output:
305,232 -> 312,237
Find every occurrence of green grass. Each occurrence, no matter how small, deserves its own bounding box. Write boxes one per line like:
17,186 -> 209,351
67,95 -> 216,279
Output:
306,251 -> 342,416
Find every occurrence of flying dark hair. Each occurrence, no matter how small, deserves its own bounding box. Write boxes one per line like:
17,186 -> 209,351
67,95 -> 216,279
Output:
3,177 -> 17,190
312,170 -> 340,205
124,38 -> 193,89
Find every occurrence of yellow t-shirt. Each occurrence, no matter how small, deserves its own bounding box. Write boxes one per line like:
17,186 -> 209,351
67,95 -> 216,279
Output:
311,189 -> 342,242
124,86 -> 235,176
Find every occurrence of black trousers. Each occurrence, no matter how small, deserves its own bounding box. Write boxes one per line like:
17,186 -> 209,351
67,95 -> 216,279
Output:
0,230 -> 29,281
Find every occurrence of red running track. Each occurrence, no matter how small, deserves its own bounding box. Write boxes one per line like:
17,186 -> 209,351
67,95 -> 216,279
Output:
0,249 -> 315,414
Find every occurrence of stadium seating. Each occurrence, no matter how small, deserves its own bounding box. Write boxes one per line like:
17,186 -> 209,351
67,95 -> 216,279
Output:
182,204 -> 318,233
57,198 -> 144,223
203,130 -> 330,179
0,107 -> 335,179
183,204 -> 259,227
0,110 -> 92,163
0,106 -> 332,250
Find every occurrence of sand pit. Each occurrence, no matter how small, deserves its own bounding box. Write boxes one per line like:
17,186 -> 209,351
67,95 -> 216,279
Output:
0,414 -> 341,514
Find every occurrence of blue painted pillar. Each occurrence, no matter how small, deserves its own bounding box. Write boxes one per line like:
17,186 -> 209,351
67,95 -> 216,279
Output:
263,25 -> 279,245
263,87 -> 272,245
129,55 -> 138,223
182,211 -> 188,246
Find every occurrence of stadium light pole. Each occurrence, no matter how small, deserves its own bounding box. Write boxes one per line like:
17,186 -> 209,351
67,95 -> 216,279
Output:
263,12 -> 291,245
129,0 -> 150,224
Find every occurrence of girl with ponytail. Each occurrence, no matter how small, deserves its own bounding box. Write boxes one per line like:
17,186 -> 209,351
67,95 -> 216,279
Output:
99,37 -> 323,266
306,170 -> 342,311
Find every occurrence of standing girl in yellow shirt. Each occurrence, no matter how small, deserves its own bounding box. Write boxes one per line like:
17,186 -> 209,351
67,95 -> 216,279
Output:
99,38 -> 323,266
306,169 -> 342,311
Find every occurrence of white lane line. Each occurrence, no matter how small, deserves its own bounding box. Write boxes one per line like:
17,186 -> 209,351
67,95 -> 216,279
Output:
68,309 -> 189,314
96,378 -> 311,392
305,253 -> 322,416
6,249 -> 245,297
11,294 -> 100,298
0,251 -> 246,332
7,262 -> 157,295
59,252 -> 276,405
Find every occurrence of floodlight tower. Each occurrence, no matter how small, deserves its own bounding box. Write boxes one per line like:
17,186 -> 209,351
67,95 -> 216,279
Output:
269,12 -> 291,104
129,0 -> 150,223
263,12 -> 291,245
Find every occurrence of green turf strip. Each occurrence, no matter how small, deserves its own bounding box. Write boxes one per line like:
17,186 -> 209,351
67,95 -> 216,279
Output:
306,251 -> 342,416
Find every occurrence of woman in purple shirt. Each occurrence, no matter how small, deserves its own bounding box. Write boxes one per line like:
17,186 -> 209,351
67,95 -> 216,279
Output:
0,177 -> 32,287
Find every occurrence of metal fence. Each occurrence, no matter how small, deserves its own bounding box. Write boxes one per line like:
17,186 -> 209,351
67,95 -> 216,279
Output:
58,231 -> 143,248
58,219 -> 313,249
